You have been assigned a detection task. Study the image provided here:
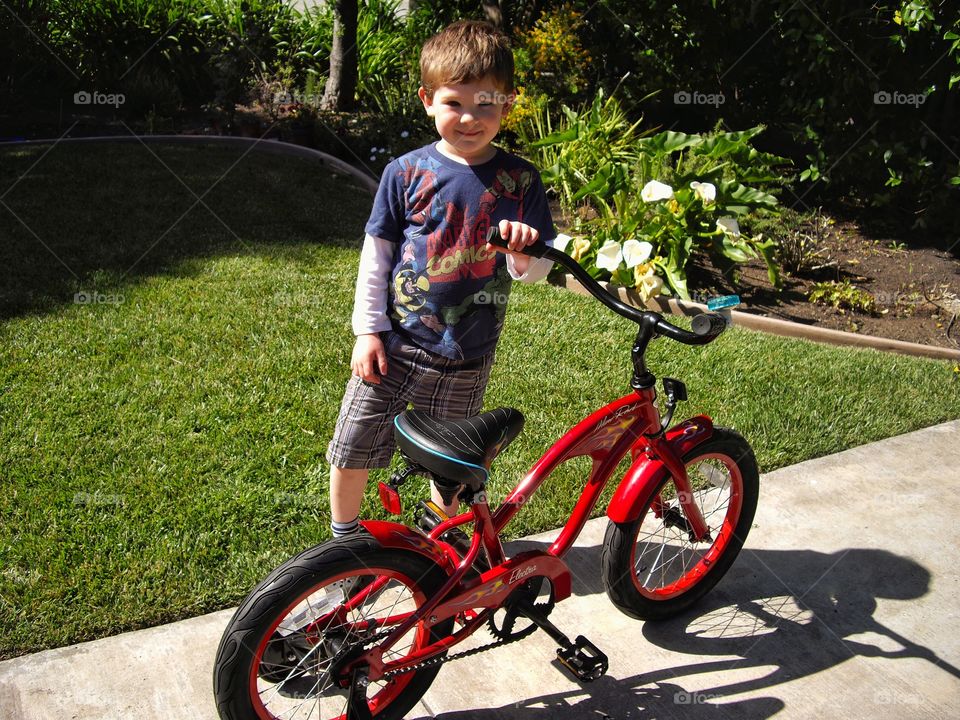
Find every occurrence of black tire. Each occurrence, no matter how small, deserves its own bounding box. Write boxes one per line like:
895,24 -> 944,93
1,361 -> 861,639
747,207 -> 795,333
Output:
213,534 -> 454,720
601,428 -> 759,621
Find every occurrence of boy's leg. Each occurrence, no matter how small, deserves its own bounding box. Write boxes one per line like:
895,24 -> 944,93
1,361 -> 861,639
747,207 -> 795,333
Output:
326,332 -> 418,536
430,483 -> 460,518
330,466 -> 369,534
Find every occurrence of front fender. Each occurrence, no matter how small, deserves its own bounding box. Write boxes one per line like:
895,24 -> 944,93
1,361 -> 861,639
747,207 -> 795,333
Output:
360,520 -> 457,575
606,415 -> 714,523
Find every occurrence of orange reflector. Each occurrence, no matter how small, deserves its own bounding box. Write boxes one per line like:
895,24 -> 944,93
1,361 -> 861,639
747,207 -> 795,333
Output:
378,482 -> 402,514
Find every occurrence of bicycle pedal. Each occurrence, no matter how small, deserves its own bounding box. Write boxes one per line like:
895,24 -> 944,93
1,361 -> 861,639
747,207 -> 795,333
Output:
556,635 -> 608,683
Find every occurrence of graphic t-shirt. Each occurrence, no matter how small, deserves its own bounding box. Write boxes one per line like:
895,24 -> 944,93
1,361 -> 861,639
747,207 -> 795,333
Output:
364,143 -> 554,360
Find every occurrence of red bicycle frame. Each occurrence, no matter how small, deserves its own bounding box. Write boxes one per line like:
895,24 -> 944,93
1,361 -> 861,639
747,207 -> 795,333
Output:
356,383 -> 716,681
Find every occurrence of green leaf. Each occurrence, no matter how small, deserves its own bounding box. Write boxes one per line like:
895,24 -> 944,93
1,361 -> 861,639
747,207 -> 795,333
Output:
530,126 -> 578,147
658,262 -> 690,300
723,183 -> 779,209
719,236 -> 755,263
753,237 -> 783,289
637,130 -> 703,154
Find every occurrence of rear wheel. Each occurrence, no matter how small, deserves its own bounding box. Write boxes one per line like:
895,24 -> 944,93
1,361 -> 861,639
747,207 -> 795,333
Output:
213,534 -> 453,719
602,428 -> 759,620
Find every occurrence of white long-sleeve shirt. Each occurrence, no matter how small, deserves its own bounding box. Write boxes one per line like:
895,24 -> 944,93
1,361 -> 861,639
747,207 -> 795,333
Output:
351,233 -> 554,336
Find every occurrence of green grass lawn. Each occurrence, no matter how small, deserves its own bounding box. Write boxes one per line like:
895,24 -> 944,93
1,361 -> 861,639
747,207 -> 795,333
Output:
1,142 -> 958,659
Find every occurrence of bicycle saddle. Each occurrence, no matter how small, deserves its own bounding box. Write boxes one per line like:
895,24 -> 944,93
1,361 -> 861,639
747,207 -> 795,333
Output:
393,407 -> 525,489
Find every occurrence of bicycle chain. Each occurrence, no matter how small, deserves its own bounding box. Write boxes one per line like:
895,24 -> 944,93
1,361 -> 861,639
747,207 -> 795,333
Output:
382,625 -> 521,678
350,584 -> 553,679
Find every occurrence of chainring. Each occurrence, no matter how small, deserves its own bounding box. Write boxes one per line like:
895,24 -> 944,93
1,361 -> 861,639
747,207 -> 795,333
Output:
487,577 -> 555,641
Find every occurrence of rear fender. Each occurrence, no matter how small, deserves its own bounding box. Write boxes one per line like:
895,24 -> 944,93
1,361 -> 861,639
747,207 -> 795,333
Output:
360,520 -> 457,575
606,415 -> 714,524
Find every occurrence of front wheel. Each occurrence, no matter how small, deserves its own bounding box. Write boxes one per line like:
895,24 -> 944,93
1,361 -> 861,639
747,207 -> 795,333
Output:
213,533 -> 454,720
602,428 -> 759,620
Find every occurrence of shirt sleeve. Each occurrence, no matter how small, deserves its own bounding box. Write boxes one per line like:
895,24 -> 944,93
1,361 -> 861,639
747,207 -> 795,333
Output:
351,233 -> 395,336
520,168 -> 555,244
506,239 -> 555,283
364,161 -> 404,242
507,165 -> 555,283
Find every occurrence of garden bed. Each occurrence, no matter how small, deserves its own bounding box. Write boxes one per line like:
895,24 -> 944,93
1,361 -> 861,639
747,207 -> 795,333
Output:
686,218 -> 959,351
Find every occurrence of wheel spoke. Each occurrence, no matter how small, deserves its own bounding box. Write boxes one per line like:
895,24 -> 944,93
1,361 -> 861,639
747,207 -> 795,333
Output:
631,449 -> 746,598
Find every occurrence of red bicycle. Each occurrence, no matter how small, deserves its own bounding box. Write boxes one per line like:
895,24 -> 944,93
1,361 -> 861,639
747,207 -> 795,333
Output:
213,232 -> 760,720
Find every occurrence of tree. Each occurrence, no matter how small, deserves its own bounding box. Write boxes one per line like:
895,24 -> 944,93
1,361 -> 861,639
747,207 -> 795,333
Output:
321,0 -> 359,111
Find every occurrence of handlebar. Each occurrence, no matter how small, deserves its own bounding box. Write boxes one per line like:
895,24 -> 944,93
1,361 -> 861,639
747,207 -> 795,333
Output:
486,227 -> 726,347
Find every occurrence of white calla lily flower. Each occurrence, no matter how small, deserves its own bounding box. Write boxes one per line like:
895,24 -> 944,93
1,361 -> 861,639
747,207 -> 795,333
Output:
717,217 -> 741,237
552,233 -> 573,253
622,239 -> 653,268
641,180 -> 674,202
595,240 -> 624,271
690,181 -> 717,204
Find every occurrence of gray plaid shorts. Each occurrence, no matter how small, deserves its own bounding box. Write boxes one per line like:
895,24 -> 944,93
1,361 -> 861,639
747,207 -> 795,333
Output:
326,331 -> 495,469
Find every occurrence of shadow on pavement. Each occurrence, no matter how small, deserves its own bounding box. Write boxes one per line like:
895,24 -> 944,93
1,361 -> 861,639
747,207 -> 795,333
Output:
414,541 -> 953,719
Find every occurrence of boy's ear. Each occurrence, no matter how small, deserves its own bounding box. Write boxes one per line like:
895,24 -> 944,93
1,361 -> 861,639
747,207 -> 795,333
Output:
418,87 -> 434,116
502,90 -> 517,114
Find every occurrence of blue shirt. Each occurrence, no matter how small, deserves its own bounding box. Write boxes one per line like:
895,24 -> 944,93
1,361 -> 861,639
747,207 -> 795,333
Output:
365,143 -> 554,360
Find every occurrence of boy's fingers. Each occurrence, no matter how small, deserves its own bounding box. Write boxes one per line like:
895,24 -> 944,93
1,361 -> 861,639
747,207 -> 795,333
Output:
361,362 -> 381,384
377,349 -> 389,377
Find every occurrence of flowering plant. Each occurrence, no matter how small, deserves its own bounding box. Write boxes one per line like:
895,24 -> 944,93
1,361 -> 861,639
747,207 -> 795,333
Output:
534,120 -> 787,301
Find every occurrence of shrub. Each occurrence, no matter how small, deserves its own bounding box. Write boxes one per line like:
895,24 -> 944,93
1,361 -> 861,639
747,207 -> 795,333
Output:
520,90 -> 788,300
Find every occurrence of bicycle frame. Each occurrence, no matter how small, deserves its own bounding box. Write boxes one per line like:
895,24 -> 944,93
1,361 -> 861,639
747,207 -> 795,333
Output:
356,383 -> 716,681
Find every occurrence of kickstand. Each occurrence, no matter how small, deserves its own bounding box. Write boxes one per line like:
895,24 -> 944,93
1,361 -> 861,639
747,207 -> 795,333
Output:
345,667 -> 372,720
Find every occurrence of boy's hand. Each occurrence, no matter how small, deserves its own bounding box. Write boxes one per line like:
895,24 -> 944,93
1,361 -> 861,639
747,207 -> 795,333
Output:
486,220 -> 539,274
352,334 -> 388,384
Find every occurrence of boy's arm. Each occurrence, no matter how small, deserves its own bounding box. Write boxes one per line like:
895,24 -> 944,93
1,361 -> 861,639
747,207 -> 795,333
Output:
351,233 -> 394,383
505,242 -> 554,283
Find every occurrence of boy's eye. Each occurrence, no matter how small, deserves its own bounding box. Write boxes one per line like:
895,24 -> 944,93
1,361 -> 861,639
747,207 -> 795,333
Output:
445,100 -> 461,107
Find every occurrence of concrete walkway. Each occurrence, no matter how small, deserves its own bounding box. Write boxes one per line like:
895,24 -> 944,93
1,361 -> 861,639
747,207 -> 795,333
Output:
2,420 -> 958,719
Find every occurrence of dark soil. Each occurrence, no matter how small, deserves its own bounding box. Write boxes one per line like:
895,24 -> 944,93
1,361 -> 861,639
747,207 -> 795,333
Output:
688,219 -> 960,350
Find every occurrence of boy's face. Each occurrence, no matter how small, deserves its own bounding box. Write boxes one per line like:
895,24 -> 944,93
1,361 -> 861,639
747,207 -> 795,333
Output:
418,76 -> 514,164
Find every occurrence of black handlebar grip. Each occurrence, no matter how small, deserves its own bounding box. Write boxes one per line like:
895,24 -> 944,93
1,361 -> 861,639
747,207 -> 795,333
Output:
691,312 -> 728,337
485,226 -> 549,258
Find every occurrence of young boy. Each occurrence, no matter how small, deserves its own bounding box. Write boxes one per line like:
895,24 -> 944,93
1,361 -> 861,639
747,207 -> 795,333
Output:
326,19 -> 555,538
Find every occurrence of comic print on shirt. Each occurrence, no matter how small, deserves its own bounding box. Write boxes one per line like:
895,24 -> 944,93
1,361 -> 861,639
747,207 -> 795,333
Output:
365,143 -> 554,360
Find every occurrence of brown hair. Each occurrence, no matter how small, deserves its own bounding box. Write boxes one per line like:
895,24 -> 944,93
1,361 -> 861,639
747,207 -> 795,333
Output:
419,20 -> 514,96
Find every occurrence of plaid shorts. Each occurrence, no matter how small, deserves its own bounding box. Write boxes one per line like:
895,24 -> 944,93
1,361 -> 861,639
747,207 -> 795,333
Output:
326,331 -> 495,469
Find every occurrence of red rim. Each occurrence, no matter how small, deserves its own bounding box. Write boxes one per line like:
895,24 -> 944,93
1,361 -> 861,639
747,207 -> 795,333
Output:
631,453 -> 744,600
248,567 -> 430,720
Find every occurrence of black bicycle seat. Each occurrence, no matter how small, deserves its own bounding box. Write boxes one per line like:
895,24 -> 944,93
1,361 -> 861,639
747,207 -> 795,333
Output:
393,408 -> 525,489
